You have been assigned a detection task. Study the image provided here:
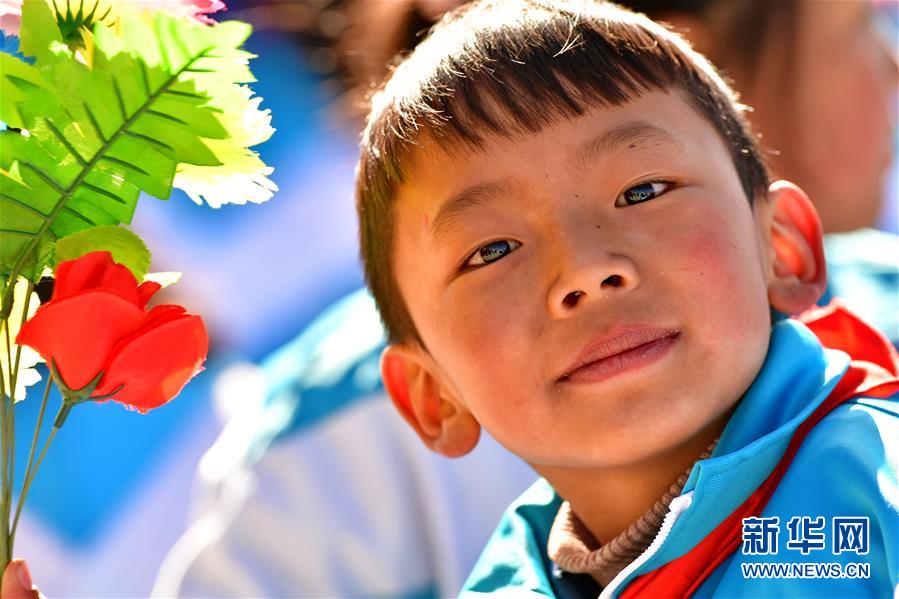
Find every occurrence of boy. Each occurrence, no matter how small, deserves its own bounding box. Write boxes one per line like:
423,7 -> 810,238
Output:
355,1 -> 899,597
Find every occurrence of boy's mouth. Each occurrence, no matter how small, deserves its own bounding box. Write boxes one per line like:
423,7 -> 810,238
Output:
558,327 -> 681,384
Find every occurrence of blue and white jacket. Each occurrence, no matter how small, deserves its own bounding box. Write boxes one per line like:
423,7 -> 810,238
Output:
462,307 -> 899,598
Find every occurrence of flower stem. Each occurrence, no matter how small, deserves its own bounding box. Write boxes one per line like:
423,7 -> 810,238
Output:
0,270 -> 26,571
4,303 -> 14,493
10,425 -> 59,551
0,352 -> 8,569
9,377 -> 53,557
1,314 -> 12,569
1,278 -> 35,569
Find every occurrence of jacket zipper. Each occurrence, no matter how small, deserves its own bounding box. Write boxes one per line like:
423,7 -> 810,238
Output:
597,490 -> 695,598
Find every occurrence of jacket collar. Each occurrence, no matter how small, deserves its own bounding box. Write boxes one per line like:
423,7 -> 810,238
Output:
628,317 -> 849,574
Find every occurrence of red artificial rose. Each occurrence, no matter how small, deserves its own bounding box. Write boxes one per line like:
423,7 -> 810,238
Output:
17,251 -> 208,413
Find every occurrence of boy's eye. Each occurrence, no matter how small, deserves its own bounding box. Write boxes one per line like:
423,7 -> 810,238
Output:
615,181 -> 671,206
465,239 -> 522,268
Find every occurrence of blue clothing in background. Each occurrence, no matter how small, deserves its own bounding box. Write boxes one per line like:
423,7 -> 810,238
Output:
822,228 -> 898,344
154,290 -> 537,597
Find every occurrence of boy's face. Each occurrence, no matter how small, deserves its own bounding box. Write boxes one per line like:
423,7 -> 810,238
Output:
388,89 -> 807,469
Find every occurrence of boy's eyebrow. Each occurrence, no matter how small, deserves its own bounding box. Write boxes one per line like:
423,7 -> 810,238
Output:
574,121 -> 684,170
430,180 -> 510,239
430,120 -> 682,240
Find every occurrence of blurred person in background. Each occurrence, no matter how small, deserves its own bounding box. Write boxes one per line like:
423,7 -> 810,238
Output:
150,1 -> 898,598
634,0 -> 898,235
621,0 -> 899,337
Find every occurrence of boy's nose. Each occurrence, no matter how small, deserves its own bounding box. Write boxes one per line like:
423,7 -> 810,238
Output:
546,251 -> 639,318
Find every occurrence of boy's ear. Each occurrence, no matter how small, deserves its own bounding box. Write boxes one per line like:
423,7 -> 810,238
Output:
381,344 -> 480,458
761,180 -> 827,314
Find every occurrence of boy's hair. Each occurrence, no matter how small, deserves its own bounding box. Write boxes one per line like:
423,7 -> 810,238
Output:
356,0 -> 770,348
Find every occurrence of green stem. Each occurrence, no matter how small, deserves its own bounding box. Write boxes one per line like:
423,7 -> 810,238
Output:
5,280 -> 35,547
20,379 -> 51,485
4,307 -> 13,503
0,350 -> 8,568
53,401 -> 75,429
1,279 -> 36,568
12,377 -> 52,549
0,270 -> 25,572
1,313 -> 12,568
4,351 -> 12,570
10,425 -> 59,550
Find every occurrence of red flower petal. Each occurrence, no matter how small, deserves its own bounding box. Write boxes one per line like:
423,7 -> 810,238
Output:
53,251 -> 110,299
143,304 -> 187,325
16,291 -> 144,390
100,304 -> 186,362
53,251 -> 142,307
93,314 -> 208,412
136,281 -> 162,310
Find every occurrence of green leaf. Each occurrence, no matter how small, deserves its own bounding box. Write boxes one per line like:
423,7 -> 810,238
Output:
51,0 -> 113,47
0,53 -> 49,130
0,10 -> 267,288
19,0 -> 69,65
54,225 -> 151,280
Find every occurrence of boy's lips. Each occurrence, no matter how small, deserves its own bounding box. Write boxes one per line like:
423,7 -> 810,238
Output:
558,327 -> 682,384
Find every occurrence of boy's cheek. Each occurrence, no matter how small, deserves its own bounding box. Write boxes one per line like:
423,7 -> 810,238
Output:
438,288 -> 544,388
441,292 -> 530,372
443,261 -> 534,335
675,224 -> 770,331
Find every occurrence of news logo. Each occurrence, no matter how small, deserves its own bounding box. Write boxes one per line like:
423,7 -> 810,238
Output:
741,516 -> 780,556
740,515 -> 871,580
832,517 -> 869,556
786,516 -> 825,555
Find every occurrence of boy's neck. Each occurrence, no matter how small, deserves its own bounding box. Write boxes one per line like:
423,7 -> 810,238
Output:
532,406 -> 735,546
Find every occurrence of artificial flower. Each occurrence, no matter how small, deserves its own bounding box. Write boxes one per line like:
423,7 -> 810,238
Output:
17,251 -> 208,412
174,85 -> 277,208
